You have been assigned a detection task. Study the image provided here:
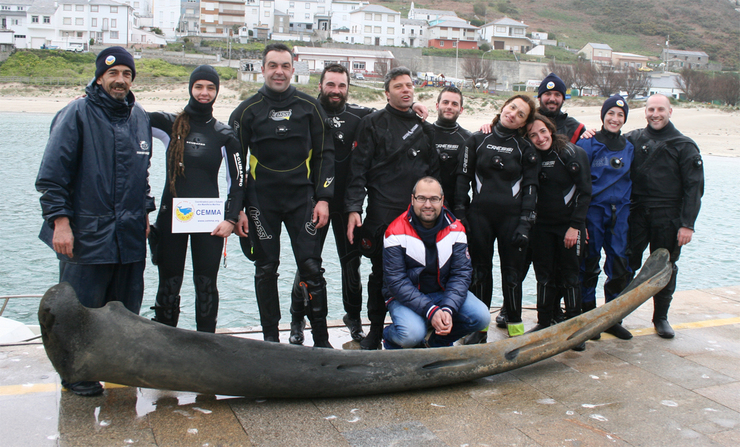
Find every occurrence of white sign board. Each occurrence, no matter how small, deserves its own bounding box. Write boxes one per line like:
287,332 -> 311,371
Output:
171,198 -> 225,233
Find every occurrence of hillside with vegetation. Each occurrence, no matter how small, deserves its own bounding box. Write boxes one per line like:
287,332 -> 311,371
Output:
374,0 -> 740,68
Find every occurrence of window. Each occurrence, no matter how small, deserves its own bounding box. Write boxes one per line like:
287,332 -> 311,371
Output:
365,13 -> 371,20
111,6 -> 118,13
374,26 -> 381,33
77,31 -> 82,38
289,12 -> 294,17
452,41 -> 457,48
387,27 -> 394,34
304,13 -> 309,19
76,5 -> 83,11
75,18 -> 83,25
353,62 -> 365,70
92,18 -> 97,27
134,2 -> 140,7
289,1 -> 294,6
91,5 -> 98,12
496,26 -> 506,33
14,34 -> 26,38
12,19 -> 20,25
43,16 -> 50,23
264,11 -> 270,17
364,36 -> 371,45
112,19 -> 117,28
305,3 -> 309,8
402,28 -> 405,34
387,15 -> 394,22
32,16 -> 39,23
410,29 -> 414,35
374,14 -> 381,21
63,4 -> 72,10
324,60 -> 338,66
63,17 -> 72,25
440,41 -> 444,47
364,25 -> 371,33
386,38 -> 393,45
111,31 -> 119,39
17,6 -> 24,10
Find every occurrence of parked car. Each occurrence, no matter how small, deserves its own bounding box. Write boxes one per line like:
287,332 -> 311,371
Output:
353,73 -> 365,81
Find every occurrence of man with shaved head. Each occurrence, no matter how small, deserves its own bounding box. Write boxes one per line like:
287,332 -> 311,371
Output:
624,94 -> 704,338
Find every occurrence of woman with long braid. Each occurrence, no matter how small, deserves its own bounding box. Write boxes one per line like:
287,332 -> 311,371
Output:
149,65 -> 244,332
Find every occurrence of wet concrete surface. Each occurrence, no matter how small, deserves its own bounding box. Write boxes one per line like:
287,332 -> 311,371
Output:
1,286 -> 739,446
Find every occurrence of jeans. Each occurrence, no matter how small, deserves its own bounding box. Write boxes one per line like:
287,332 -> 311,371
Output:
385,291 -> 490,348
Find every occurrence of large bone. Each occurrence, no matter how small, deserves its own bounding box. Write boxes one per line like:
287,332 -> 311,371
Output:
39,249 -> 671,398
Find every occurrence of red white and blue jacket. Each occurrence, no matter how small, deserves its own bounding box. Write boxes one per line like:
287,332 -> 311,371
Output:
382,207 -> 472,321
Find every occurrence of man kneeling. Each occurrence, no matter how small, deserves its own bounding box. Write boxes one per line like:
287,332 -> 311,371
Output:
382,177 -> 490,348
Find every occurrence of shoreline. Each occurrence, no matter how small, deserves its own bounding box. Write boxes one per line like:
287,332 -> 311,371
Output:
2,85 -> 738,157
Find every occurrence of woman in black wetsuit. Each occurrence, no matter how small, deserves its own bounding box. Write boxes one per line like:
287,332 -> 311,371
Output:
455,94 -> 538,340
525,114 -> 591,350
149,65 -> 244,332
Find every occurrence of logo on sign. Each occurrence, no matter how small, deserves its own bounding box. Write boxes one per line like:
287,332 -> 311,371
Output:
175,201 -> 194,222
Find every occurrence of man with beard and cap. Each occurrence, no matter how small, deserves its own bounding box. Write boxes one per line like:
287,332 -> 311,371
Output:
36,46 -> 154,396
433,86 -> 471,209
538,72 -> 586,142
147,65 -> 244,334
345,66 -> 439,349
577,94 -> 634,340
230,43 -> 335,347
624,94 -> 704,338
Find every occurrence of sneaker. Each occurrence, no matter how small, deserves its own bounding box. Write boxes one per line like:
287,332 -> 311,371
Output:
289,320 -> 305,345
62,380 -> 104,397
342,313 -> 365,342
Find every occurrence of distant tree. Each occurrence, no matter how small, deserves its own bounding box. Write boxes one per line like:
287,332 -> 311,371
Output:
473,3 -> 487,17
462,57 -> 495,82
622,68 -> 651,99
586,65 -> 626,97
713,72 -> 740,105
677,68 -> 712,102
151,27 -> 164,36
572,61 -> 594,92
479,42 -> 491,52
375,59 -> 390,77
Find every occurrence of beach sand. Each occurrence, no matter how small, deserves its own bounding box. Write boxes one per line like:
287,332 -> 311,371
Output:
2,82 -> 738,157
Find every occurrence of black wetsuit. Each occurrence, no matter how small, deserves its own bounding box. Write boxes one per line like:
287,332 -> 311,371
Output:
149,107 -> 244,333
625,122 -> 703,322
433,119 -> 472,208
290,103 -> 374,322
541,109 -> 586,142
531,143 -> 591,325
454,122 -> 539,326
229,84 -> 334,340
345,104 -> 438,329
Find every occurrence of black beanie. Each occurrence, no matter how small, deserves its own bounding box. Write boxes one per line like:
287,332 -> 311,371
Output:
538,72 -> 566,98
601,94 -> 629,122
189,65 -> 220,95
95,47 -> 136,80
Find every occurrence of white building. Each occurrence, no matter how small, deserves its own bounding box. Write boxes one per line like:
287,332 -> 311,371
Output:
348,4 -> 401,47
329,0 -> 365,33
407,2 -> 457,22
151,0 -> 180,38
293,45 -> 393,75
400,17 -> 425,47
478,17 -> 531,53
244,0 -> 332,39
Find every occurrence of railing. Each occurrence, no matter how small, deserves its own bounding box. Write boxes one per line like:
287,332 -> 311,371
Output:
0,295 -> 42,317
0,76 -> 191,85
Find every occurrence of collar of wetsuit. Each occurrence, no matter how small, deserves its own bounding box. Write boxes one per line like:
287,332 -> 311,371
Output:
646,121 -> 680,139
494,121 -> 518,139
184,96 -> 214,122
385,103 -> 418,119
260,84 -> 297,103
596,127 -> 626,152
434,118 -> 459,130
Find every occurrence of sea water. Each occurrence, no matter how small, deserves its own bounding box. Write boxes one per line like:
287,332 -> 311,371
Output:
1,112 -> 738,330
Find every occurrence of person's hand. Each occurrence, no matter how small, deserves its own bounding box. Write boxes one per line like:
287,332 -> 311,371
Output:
235,210 -> 249,237
511,222 -> 531,249
677,227 -> 694,246
52,216 -> 74,257
479,123 -> 492,134
347,212 -> 362,244
313,200 -> 329,229
564,227 -> 579,248
412,102 -> 429,120
211,220 -> 236,238
580,129 -> 597,139
431,310 -> 452,336
145,214 -> 150,238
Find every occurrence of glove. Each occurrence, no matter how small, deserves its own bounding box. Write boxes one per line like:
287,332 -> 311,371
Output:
511,211 -> 536,249
453,206 -> 469,229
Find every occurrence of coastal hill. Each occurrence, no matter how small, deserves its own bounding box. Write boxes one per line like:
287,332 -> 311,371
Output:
374,0 -> 740,67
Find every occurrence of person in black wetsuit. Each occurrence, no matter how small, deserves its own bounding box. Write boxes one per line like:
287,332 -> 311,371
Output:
455,94 -> 539,341
433,86 -> 472,209
525,114 -> 591,350
625,94 -> 704,338
345,66 -> 439,350
148,65 -> 244,333
230,44 -> 335,347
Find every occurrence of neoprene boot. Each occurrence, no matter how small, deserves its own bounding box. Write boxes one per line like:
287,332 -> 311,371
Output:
605,322 -> 633,340
289,319 -> 305,345
653,294 -> 675,338
360,324 -> 383,350
581,300 -> 601,340
194,275 -> 218,333
152,276 -> 182,327
343,313 -> 365,341
310,320 -> 333,349
460,329 -> 488,345
534,282 -> 554,329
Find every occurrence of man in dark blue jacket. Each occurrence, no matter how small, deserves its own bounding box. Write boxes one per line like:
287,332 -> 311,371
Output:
382,177 -> 490,349
36,47 -> 154,396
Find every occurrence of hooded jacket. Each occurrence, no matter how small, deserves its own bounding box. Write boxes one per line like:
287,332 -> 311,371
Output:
36,81 -> 154,264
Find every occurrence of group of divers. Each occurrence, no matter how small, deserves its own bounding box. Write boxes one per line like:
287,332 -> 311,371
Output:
42,45 -> 704,366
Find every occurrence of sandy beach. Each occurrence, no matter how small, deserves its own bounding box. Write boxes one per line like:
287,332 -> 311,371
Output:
2,82 -> 738,157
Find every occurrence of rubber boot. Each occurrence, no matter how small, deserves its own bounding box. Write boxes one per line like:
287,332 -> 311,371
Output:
533,282 -> 553,330
360,324 -> 383,350
653,292 -> 675,338
605,322 -> 633,340
151,276 -> 182,327
507,322 -> 525,337
289,320 -> 305,345
581,300 -> 601,340
343,313 -> 365,341
194,275 -> 218,333
495,307 -> 508,328
310,320 -> 333,349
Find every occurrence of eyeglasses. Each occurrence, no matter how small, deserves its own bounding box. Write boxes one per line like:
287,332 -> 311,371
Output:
413,195 -> 442,204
